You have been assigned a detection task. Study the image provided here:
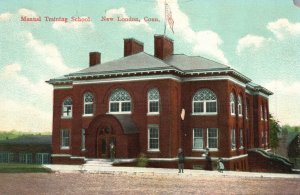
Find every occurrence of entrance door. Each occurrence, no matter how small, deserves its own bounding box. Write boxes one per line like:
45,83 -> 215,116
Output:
97,127 -> 116,159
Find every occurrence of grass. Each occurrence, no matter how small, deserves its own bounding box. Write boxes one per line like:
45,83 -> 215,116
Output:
0,163 -> 52,173
0,130 -> 51,140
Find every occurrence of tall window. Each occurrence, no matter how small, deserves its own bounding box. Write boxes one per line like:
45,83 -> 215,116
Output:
207,128 -> 218,149
81,129 -> 86,151
148,125 -> 159,151
193,89 -> 217,114
264,106 -> 268,121
148,88 -> 160,114
231,128 -> 236,149
240,129 -> 243,148
238,95 -> 243,116
62,98 -> 72,117
83,92 -> 94,115
109,89 -> 131,113
230,93 -> 236,115
193,128 -> 204,149
61,129 -> 70,149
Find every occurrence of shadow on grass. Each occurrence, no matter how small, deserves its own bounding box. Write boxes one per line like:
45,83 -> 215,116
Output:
0,163 -> 52,173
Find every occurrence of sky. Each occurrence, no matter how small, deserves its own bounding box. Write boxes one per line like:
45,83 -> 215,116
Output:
0,0 -> 299,132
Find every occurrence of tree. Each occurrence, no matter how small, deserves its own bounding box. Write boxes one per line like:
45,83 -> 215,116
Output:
269,114 -> 281,152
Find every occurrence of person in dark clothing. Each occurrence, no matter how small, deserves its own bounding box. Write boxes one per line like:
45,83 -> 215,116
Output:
178,148 -> 185,173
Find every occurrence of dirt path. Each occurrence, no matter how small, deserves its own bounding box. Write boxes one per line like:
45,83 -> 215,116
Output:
0,173 -> 299,194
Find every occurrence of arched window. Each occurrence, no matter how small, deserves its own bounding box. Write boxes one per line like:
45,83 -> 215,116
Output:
230,93 -> 236,115
148,88 -> 160,114
238,95 -> 243,116
109,89 -> 131,113
193,89 -> 217,114
62,98 -> 72,117
83,92 -> 94,115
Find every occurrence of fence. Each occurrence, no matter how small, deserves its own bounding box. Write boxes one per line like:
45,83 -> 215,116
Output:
0,152 -> 51,164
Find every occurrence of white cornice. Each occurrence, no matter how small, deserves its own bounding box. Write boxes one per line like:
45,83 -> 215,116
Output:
72,74 -> 247,87
54,85 -> 73,90
184,75 -> 246,88
73,74 -> 181,85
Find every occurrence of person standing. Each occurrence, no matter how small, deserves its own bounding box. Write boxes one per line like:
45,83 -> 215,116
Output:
178,148 -> 185,173
110,141 -> 115,162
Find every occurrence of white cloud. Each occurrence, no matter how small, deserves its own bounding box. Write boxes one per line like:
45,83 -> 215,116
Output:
106,7 -> 153,32
267,18 -> 300,40
52,16 -> 94,31
0,12 -> 13,21
18,8 -> 38,18
0,63 -> 52,132
156,0 -> 228,65
236,35 -> 268,54
264,80 -> 300,126
1,63 -> 21,77
0,97 -> 51,132
20,31 -> 72,75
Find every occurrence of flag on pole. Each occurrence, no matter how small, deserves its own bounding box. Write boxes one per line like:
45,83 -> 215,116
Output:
165,3 -> 174,33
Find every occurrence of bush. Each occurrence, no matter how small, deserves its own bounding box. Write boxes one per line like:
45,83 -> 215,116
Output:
137,153 -> 148,167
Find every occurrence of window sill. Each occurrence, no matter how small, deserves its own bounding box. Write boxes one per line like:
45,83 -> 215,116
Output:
61,116 -> 72,119
108,112 -> 132,115
239,146 -> 244,150
231,148 -> 236,151
192,149 -> 205,152
82,114 -> 93,117
147,113 -> 159,116
147,149 -> 160,152
191,113 -> 217,116
238,115 -> 243,117
81,149 -> 86,152
60,147 -> 70,150
208,148 -> 218,152
230,114 -> 236,117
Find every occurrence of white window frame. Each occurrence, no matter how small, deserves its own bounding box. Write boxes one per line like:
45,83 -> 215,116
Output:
207,128 -> 218,150
81,128 -> 86,151
264,106 -> 268,121
245,100 -> 249,120
192,89 -> 217,115
238,96 -> 243,117
61,129 -> 70,150
193,128 -> 204,150
231,128 -> 236,150
148,125 -> 159,152
230,93 -> 236,116
109,89 -> 132,114
83,92 -> 94,117
239,129 -> 244,149
147,88 -> 160,115
62,98 -> 72,118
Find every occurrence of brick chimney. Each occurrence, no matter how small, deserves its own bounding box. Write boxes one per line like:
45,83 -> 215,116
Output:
124,38 -> 144,57
89,52 -> 101,67
154,35 -> 173,60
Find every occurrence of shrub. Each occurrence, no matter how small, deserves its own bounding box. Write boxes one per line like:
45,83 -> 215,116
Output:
137,153 -> 148,167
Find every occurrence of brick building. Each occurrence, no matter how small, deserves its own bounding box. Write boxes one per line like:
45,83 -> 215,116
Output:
47,35 -> 272,170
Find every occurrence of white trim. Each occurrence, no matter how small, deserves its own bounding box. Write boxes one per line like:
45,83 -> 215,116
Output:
83,92 -> 94,115
147,88 -> 160,114
73,74 -> 181,85
72,75 -> 246,88
54,85 -> 73,90
82,114 -> 94,117
51,154 -> 71,157
70,156 -> 85,160
184,75 -> 246,88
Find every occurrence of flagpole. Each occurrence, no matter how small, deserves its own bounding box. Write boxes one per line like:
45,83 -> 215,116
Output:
164,0 -> 166,35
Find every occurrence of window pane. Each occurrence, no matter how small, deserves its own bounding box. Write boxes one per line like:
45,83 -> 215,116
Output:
240,129 -> 243,147
193,128 -> 203,149
84,104 -> 93,114
149,127 -> 159,149
121,102 -> 131,112
61,129 -> 70,147
149,101 -> 159,112
206,102 -> 216,112
231,129 -> 236,149
208,128 -> 218,148
110,103 -> 119,112
194,102 -> 204,113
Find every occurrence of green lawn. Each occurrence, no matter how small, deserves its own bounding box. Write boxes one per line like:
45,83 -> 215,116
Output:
0,163 -> 52,173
